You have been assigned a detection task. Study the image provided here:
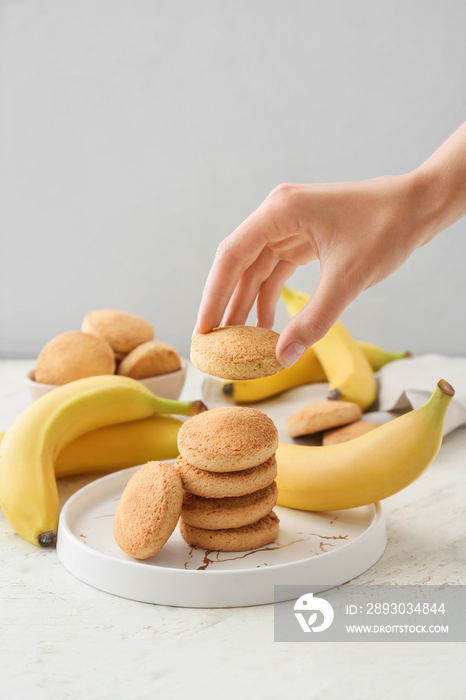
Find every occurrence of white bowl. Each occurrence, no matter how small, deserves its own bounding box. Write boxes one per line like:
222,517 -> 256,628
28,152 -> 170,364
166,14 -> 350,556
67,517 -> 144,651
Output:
25,358 -> 188,402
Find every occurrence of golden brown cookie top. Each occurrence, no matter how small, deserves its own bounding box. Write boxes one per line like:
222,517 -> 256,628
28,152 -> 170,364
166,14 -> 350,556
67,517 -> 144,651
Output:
117,340 -> 181,379
177,406 -> 279,471
114,461 -> 183,560
34,331 -> 115,385
190,325 -> 283,380
82,309 -> 154,354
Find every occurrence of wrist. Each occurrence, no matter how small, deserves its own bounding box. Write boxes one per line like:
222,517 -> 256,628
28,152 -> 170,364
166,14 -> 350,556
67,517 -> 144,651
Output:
405,163 -> 456,247
401,167 -> 447,247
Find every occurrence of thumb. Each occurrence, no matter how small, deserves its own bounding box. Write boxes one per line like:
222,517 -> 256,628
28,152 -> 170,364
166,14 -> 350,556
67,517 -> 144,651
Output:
276,275 -> 352,368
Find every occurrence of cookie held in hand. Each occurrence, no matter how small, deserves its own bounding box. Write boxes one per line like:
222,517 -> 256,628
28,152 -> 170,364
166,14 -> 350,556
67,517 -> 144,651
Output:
190,325 -> 283,380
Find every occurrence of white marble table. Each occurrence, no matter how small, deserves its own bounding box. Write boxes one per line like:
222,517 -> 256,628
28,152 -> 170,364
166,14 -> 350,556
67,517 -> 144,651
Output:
1,360 -> 465,700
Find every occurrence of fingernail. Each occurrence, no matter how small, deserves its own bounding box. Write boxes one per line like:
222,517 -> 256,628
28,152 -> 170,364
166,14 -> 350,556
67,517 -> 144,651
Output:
191,325 -> 198,340
279,342 -> 306,368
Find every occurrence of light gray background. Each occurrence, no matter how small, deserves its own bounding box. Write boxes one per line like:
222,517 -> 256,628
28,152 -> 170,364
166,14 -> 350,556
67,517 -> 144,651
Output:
1,0 -> 465,359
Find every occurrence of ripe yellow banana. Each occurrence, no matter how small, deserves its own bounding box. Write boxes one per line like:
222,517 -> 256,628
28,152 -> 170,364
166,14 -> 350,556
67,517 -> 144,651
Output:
280,284 -> 312,316
222,347 -> 326,403
0,414 -> 182,478
222,342 -> 410,403
281,285 -> 376,411
54,414 -> 182,477
357,341 -> 411,372
313,321 -> 377,410
276,379 -> 454,511
0,375 -> 206,547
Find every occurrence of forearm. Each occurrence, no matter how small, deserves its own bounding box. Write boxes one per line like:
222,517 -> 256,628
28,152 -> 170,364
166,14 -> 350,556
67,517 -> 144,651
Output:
408,121 -> 466,246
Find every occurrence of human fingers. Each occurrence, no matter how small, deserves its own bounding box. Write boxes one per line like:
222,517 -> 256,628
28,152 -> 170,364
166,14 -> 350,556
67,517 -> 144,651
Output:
256,260 -> 297,329
195,212 -> 268,334
222,247 -> 280,327
275,272 -> 358,367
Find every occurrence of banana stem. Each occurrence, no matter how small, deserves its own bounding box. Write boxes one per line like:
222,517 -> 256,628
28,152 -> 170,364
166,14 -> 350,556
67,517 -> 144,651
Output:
422,379 -> 455,424
149,397 -> 207,416
184,400 -> 208,416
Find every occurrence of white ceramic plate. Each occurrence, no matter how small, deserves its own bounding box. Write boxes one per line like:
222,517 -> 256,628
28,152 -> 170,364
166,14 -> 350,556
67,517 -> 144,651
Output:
57,463 -> 386,608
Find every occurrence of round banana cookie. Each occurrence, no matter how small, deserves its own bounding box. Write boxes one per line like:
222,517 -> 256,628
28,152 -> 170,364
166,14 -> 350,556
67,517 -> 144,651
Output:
179,511 -> 280,552
34,331 -> 116,385
181,481 -> 278,530
174,454 -> 277,498
190,325 -> 283,380
114,461 -> 183,560
82,309 -> 154,355
177,406 -> 279,472
322,420 -> 381,446
117,340 -> 181,379
286,400 -> 362,438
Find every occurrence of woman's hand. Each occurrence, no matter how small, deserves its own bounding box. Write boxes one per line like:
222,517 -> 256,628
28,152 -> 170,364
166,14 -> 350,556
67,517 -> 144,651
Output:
195,122 -> 466,367
196,174 -> 423,366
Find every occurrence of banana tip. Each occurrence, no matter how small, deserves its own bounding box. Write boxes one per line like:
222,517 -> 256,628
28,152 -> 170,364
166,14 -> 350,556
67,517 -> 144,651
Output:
38,530 -> 57,547
438,379 -> 455,397
328,388 -> 342,401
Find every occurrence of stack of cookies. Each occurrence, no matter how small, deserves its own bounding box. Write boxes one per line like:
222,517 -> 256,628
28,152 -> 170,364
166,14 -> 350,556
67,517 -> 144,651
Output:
175,406 -> 280,552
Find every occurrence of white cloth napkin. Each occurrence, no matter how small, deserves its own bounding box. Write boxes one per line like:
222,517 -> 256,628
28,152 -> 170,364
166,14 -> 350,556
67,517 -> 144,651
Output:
377,353 -> 466,435
201,354 -> 466,441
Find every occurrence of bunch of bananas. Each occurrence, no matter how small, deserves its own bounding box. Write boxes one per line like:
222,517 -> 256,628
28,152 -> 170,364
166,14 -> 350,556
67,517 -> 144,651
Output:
0,375 -> 206,547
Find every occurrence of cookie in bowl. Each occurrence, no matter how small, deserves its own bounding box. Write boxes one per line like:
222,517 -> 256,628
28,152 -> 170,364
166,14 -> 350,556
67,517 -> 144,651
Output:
82,309 -> 154,356
33,331 -> 115,386
117,341 -> 181,379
